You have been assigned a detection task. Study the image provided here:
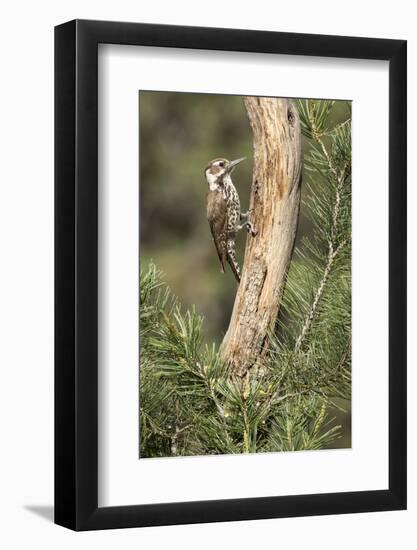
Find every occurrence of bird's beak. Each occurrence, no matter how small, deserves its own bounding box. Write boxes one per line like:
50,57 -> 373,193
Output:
228,157 -> 246,172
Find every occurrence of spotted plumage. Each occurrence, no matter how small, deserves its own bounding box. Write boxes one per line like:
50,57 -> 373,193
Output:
204,157 -> 256,283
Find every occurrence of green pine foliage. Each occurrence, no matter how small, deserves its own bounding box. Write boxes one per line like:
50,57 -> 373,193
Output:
139,99 -> 352,458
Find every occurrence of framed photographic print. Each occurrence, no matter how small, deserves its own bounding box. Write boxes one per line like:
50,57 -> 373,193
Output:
55,20 -> 407,530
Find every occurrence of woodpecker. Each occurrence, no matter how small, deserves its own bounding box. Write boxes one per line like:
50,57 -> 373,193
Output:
204,157 -> 256,283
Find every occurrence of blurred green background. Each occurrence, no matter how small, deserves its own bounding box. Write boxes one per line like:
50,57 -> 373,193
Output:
140,92 -> 253,345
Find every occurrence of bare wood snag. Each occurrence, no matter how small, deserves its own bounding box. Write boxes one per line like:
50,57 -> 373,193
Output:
221,97 -> 303,376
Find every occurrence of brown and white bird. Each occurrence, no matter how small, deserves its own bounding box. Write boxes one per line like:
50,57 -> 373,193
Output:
204,157 -> 256,283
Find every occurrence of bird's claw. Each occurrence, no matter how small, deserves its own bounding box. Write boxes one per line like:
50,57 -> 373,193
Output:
246,221 -> 257,237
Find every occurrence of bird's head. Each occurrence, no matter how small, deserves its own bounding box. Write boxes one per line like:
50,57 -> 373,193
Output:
204,157 -> 245,190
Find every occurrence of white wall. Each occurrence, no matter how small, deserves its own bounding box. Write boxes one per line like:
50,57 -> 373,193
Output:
0,1 -> 414,548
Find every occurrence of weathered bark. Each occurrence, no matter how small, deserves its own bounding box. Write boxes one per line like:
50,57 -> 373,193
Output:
221,97 -> 302,376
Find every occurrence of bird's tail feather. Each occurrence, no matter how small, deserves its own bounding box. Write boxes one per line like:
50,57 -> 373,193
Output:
226,239 -> 241,283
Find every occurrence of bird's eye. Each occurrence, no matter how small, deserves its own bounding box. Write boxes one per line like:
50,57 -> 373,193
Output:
219,162 -> 224,167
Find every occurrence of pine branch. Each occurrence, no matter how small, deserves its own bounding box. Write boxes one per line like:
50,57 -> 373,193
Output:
293,101 -> 351,352
295,237 -> 347,351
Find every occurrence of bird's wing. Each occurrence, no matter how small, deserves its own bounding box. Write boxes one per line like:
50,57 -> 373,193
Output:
207,190 -> 228,273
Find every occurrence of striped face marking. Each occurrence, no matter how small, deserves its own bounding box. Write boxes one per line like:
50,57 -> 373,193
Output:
206,170 -> 221,191
204,158 -> 228,191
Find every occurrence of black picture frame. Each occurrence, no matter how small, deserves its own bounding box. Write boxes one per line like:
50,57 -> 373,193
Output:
55,19 -> 407,531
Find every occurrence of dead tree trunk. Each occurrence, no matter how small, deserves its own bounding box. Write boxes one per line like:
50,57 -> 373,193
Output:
221,97 -> 302,376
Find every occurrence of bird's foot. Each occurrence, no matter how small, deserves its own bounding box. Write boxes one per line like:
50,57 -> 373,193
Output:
246,221 -> 257,237
240,209 -> 253,220
240,210 -> 257,236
